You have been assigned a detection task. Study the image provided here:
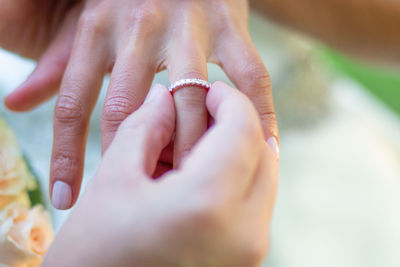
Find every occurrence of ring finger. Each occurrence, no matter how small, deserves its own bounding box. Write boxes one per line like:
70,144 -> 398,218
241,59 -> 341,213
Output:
167,34 -> 210,167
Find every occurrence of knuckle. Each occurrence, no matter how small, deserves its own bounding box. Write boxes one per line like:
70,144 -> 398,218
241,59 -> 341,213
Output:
241,63 -> 271,96
133,6 -> 159,24
102,95 -> 134,124
129,3 -> 163,32
213,0 -> 249,34
55,94 -> 84,124
52,152 -> 79,181
78,9 -> 108,38
259,108 -> 277,128
257,97 -> 276,118
216,0 -> 240,22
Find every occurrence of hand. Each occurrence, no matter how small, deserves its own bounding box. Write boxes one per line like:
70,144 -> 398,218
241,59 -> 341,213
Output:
0,0 -> 80,108
2,0 -> 278,210
42,82 -> 279,267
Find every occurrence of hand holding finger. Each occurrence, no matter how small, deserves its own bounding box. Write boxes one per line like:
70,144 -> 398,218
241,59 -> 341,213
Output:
103,84 -> 175,179
2,0 -> 281,212
167,17 -> 210,167
178,82 -> 267,198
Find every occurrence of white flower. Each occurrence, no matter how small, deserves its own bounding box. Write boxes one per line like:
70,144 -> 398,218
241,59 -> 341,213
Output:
0,204 -> 54,267
0,119 -> 36,209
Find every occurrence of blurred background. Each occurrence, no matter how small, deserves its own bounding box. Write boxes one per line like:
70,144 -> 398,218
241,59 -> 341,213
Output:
0,12 -> 399,267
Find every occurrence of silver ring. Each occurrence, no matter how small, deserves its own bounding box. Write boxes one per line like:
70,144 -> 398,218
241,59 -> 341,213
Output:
168,79 -> 211,94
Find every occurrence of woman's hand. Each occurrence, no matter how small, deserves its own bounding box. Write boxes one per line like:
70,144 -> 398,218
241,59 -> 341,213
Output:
0,0 -> 80,108
2,0 -> 278,210
42,82 -> 279,267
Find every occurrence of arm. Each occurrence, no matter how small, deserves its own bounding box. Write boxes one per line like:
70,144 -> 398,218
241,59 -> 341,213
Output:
251,0 -> 400,62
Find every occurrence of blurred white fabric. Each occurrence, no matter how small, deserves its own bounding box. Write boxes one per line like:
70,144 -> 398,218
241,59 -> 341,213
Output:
264,79 -> 400,267
0,13 -> 399,267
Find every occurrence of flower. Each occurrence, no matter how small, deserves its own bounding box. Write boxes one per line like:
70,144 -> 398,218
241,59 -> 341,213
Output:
0,192 -> 30,211
0,203 -> 54,267
0,119 -> 36,209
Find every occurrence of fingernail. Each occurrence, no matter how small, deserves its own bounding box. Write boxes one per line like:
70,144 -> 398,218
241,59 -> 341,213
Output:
52,180 -> 72,210
144,84 -> 163,104
267,137 -> 280,160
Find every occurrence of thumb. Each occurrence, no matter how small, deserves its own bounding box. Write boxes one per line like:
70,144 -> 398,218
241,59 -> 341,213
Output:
104,84 -> 176,177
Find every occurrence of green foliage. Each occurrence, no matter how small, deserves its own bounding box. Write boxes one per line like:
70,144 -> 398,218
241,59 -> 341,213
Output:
23,155 -> 46,208
320,48 -> 400,116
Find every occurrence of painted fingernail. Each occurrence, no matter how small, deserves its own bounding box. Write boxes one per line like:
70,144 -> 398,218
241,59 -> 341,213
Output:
52,180 -> 72,210
267,137 -> 280,160
144,84 -> 162,104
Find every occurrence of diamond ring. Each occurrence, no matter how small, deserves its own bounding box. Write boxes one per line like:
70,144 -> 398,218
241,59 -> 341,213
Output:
168,79 -> 211,94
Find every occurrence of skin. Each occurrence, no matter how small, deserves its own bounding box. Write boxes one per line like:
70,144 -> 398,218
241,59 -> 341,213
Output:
0,0 -> 277,210
251,0 -> 400,63
42,82 -> 279,267
2,0 -> 398,210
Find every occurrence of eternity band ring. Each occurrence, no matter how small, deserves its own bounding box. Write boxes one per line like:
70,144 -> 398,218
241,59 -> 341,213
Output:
168,79 -> 211,94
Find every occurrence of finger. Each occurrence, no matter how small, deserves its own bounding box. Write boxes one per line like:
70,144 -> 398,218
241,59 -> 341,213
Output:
105,84 -> 175,179
178,82 -> 265,198
168,43 -> 209,167
101,4 -> 165,153
101,46 -> 155,154
218,34 -> 279,156
50,13 -> 110,210
5,6 -> 79,111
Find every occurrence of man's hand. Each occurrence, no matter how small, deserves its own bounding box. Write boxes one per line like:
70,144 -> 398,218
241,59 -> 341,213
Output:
43,82 -> 279,267
1,0 -> 277,210
251,0 -> 400,62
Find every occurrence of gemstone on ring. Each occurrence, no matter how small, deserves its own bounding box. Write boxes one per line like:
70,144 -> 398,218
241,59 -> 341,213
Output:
168,78 -> 211,94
